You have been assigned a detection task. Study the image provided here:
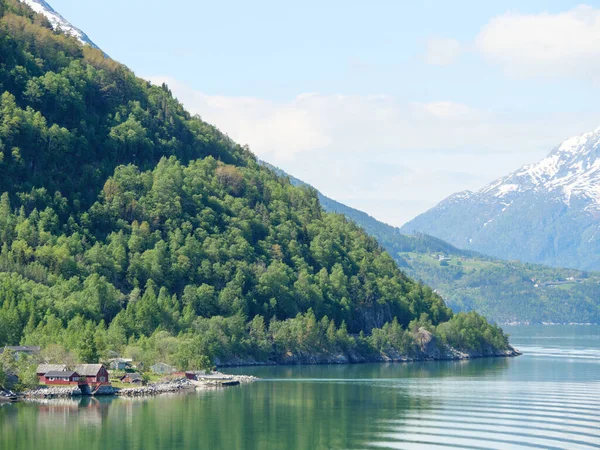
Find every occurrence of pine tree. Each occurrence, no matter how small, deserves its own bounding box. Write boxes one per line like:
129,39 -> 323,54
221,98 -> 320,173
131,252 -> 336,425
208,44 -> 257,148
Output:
78,328 -> 99,363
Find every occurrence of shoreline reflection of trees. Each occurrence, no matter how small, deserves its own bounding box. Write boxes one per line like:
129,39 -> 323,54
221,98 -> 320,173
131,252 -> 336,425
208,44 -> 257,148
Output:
0,359 -> 510,449
225,357 -> 511,380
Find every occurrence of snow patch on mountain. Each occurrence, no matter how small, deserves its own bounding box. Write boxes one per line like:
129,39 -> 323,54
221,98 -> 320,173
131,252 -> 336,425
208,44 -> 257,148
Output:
19,0 -> 102,51
473,127 -> 600,216
494,184 -> 519,197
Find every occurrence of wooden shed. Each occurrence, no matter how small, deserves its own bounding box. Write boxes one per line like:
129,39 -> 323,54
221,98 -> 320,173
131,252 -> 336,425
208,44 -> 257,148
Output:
120,373 -> 143,384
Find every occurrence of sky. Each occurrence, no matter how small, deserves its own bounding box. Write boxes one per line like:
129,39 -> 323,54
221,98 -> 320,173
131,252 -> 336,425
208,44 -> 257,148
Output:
46,0 -> 600,226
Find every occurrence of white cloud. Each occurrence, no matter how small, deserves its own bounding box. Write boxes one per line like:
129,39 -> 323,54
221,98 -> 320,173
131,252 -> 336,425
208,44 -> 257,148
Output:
147,75 -> 600,226
423,38 -> 462,66
149,83 -> 330,160
476,5 -> 600,80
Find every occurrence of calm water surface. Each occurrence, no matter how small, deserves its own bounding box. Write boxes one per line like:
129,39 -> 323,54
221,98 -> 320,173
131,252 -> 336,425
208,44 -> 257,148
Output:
1,325 -> 599,450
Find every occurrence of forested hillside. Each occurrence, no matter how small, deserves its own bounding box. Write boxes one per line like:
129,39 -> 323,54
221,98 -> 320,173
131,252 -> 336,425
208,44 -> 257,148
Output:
265,164 -> 600,324
0,0 -> 511,376
400,252 -> 600,324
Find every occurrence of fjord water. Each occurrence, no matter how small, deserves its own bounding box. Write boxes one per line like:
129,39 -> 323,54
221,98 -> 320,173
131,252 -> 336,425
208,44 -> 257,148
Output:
2,326 -> 599,450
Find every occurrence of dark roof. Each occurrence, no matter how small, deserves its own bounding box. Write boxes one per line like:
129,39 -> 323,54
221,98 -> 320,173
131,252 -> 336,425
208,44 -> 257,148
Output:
74,364 -> 104,376
1,346 -> 40,354
37,364 -> 68,374
44,371 -> 77,378
121,372 -> 143,381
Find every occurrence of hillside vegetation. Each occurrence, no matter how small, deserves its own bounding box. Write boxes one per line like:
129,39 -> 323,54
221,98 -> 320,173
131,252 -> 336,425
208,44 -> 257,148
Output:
401,251 -> 600,324
265,164 -> 600,324
0,0 -> 512,375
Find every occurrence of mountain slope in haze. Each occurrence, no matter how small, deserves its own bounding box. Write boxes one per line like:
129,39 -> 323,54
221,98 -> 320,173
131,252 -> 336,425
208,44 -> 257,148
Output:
264,163 -> 600,324
0,0 -> 514,374
264,162 -> 477,259
402,128 -> 600,271
18,0 -> 102,51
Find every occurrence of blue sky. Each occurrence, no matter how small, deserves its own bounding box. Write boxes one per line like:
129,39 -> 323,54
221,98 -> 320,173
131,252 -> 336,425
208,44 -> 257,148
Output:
48,0 -> 600,225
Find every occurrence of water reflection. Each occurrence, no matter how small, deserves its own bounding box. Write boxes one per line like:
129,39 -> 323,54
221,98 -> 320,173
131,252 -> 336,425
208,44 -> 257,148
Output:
2,375 -> 441,450
226,357 -> 511,381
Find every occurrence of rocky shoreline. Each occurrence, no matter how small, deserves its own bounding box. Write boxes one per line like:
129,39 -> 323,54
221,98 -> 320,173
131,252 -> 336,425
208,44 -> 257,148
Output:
23,386 -> 82,399
217,329 -> 521,367
218,346 -> 520,367
115,379 -> 195,397
18,374 -> 260,400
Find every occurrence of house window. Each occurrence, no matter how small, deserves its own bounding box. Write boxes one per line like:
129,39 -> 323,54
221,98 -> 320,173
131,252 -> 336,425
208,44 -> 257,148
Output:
73,377 -> 79,381
99,376 -> 105,382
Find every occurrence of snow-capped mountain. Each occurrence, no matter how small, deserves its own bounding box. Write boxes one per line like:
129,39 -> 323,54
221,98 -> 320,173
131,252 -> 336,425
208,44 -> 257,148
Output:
480,128 -> 600,211
19,0 -> 102,51
402,128 -> 600,271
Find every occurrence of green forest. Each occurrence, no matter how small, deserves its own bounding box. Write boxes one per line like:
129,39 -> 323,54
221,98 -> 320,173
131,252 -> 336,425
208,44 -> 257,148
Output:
399,251 -> 600,324
0,0 -> 510,383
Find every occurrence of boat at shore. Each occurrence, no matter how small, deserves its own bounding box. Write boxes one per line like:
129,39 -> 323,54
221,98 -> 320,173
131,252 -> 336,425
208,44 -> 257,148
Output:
190,379 -> 240,387
0,394 -> 18,403
189,374 -> 242,387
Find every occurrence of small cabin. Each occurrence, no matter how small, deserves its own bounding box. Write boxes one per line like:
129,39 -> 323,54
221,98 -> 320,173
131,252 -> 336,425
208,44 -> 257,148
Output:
42,371 -> 81,385
184,370 -> 207,380
120,373 -> 143,384
73,364 -> 110,386
36,364 -> 68,382
37,364 -> 68,377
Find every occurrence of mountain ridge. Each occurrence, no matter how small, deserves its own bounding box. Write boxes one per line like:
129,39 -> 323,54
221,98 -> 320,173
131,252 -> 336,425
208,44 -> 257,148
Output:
402,127 -> 600,271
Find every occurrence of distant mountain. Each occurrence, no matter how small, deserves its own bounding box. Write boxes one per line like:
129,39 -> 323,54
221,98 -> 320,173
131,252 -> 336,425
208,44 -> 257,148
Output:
18,0 -> 103,52
264,162 -> 600,324
402,128 -> 600,271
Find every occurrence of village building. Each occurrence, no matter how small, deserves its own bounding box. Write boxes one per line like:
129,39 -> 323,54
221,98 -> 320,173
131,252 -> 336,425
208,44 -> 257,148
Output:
108,358 -> 133,371
42,371 -> 81,386
73,364 -> 109,386
1,346 -> 41,361
184,370 -> 207,381
120,373 -> 143,384
150,362 -> 176,375
36,364 -> 68,382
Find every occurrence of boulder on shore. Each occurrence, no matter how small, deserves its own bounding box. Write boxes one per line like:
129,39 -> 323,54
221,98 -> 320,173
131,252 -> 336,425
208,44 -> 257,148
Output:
24,386 -> 82,398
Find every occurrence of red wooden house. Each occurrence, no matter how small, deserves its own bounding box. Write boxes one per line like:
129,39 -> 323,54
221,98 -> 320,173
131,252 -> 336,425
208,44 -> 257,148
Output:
73,364 -> 110,386
42,371 -> 81,386
37,364 -> 68,383
184,371 -> 208,380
